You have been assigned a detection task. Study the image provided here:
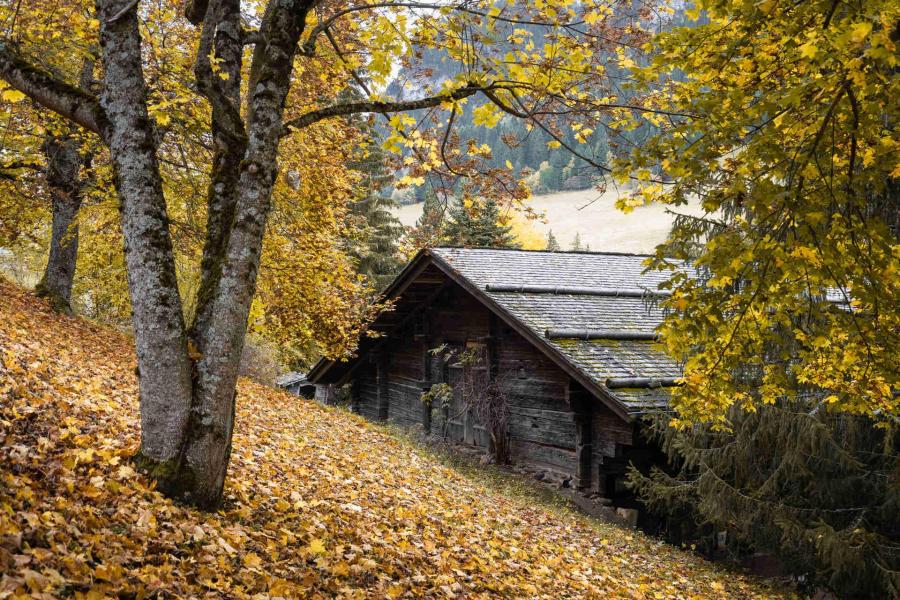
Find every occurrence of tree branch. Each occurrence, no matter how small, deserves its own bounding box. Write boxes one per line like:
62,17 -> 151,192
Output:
0,43 -> 108,139
191,0 -> 246,145
281,84 -> 486,134
300,2 -> 582,56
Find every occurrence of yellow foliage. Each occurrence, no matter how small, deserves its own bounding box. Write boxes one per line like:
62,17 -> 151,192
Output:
507,212 -> 548,250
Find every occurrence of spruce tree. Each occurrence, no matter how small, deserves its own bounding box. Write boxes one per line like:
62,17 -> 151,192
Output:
545,230 -> 560,251
345,113 -> 403,290
406,187 -> 445,249
632,403 -> 899,598
570,232 -> 584,251
443,196 -> 518,248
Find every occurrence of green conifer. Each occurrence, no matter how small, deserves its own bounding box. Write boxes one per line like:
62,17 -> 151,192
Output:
545,230 -> 560,251
345,108 -> 403,290
570,232 -> 585,251
443,196 -> 518,248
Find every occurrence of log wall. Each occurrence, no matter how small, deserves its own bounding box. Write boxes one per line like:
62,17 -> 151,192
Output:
349,281 -> 636,484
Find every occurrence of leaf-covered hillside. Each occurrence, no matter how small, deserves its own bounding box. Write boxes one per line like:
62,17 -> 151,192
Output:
0,280 -> 785,598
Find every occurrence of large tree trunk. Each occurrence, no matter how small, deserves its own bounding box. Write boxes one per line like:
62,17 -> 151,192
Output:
178,0 -> 246,507
95,0 -> 194,480
2,0 -> 367,510
177,0 -> 316,507
35,135 -> 82,314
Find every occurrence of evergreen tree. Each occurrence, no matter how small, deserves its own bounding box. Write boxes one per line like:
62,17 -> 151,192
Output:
442,195 -> 474,245
345,112 -> 403,290
570,232 -> 584,251
443,196 -> 518,248
545,230 -> 560,251
406,187 -> 445,249
632,404 -> 899,598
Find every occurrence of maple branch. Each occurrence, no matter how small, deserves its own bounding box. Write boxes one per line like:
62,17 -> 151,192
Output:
281,84 -> 487,134
0,160 -> 43,180
191,0 -> 247,145
105,0 -> 139,23
0,43 -> 108,139
491,89 -> 614,174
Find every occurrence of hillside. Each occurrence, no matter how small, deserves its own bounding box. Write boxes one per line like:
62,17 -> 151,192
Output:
0,280 -> 783,598
395,189 -> 707,253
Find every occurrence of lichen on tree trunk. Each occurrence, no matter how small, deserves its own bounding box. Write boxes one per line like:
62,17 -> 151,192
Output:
35,135 -> 82,315
95,0 -> 194,482
176,0 -> 318,508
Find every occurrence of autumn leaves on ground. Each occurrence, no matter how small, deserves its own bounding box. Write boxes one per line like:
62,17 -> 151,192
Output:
0,281 -> 779,599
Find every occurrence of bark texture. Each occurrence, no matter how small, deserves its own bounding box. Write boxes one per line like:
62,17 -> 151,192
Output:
95,0 -> 193,472
178,0 -> 318,507
0,43 -> 108,138
35,136 -> 83,314
178,0 -> 248,507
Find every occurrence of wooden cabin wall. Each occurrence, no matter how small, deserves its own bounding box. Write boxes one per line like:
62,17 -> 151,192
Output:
345,281 -> 636,485
386,339 -> 427,428
494,321 -> 577,476
592,405 -> 635,459
351,361 -> 379,420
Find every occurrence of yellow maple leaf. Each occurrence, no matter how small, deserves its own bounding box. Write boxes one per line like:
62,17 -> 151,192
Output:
1,89 -> 26,103
798,40 -> 818,59
307,538 -> 326,555
849,21 -> 872,43
243,552 -> 262,568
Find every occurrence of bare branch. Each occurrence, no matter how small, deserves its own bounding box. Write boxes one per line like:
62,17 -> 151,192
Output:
106,0 -> 139,24
300,2 -> 582,56
282,84 -> 487,134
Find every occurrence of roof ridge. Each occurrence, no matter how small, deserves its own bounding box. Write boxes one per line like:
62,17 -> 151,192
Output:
430,246 -> 656,258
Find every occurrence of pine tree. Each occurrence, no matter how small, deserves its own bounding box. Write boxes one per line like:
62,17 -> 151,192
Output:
570,232 -> 584,251
443,196 -> 518,248
345,111 -> 403,290
545,230 -> 560,251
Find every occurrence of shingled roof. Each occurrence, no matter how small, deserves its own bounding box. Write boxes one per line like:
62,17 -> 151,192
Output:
309,248 -> 684,419
430,248 -> 680,414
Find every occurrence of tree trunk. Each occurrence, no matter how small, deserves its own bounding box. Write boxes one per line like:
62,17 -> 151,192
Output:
178,0 -> 246,507
95,0 -> 194,480
35,135 -> 82,314
35,58 -> 95,314
4,0 -> 358,510
176,0 -> 316,508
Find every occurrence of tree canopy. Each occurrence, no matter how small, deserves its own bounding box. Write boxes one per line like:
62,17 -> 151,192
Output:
617,0 -> 899,428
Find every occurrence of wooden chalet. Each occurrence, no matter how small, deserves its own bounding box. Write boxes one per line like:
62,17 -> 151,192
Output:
308,248 -> 682,498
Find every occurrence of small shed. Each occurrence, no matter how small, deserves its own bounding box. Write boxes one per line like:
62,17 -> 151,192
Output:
309,248 -> 682,498
275,371 -> 316,399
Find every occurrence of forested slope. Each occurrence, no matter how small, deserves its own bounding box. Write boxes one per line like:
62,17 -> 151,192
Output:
0,280 -> 784,598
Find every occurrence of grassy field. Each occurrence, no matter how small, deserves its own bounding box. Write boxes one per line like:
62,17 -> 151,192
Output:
395,188 -> 706,253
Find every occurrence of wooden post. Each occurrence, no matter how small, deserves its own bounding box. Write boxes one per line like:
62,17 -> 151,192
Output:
376,353 -> 389,421
571,391 -> 593,490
